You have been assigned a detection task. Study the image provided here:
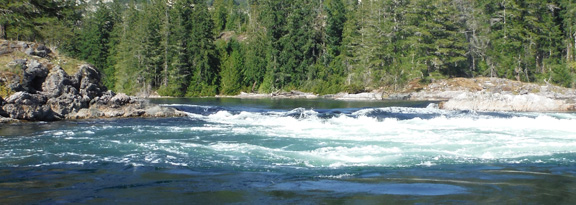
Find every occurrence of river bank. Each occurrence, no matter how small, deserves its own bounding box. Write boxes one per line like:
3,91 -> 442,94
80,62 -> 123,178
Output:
2,39 -> 574,122
224,77 -> 576,112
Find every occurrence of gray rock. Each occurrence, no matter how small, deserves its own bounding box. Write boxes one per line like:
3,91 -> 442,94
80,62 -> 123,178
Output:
8,60 -> 49,93
75,65 -> 106,99
5,92 -> 47,105
110,93 -> 131,106
23,44 -> 51,57
91,90 -> 115,105
16,41 -> 29,49
0,41 -> 184,121
42,66 -> 74,98
2,103 -> 57,121
387,93 -> 412,100
2,92 -> 57,121
35,45 -> 51,57
441,92 -> 574,112
24,47 -> 35,56
46,93 -> 85,117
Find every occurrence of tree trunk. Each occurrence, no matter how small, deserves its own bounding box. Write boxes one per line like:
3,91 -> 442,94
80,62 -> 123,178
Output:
0,24 -> 6,40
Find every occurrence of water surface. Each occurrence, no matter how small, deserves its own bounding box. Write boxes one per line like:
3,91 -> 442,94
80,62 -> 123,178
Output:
1,98 -> 576,204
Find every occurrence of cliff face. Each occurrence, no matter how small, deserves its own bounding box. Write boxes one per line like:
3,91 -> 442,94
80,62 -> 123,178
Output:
0,40 -> 184,122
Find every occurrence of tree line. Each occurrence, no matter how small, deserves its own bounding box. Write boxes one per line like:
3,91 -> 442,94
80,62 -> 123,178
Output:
2,0 -> 576,96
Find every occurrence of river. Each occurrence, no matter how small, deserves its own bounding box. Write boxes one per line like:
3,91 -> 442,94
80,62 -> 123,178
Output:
1,98 -> 575,204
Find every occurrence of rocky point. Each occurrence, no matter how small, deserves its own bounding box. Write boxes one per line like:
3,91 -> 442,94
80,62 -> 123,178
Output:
0,40 -> 185,122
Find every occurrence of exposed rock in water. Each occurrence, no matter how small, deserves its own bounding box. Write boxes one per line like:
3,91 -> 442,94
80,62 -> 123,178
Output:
330,92 -> 384,100
440,92 -> 575,112
0,40 -> 186,122
230,91 -> 318,99
410,78 -> 576,112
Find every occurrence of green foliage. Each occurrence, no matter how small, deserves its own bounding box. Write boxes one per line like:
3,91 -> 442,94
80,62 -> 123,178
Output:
79,1 -> 116,89
186,0 -> 218,97
552,63 -> 573,88
27,0 -> 576,97
0,0 -> 81,42
219,39 -> 244,95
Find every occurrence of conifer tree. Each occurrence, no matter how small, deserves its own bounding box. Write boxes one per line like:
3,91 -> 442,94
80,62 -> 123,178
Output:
187,0 -> 218,97
79,1 -> 115,78
219,39 -> 244,95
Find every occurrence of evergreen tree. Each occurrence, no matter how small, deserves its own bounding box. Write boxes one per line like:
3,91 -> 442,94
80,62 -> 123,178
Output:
326,0 -> 346,58
186,0 -> 218,97
212,0 -> 229,33
219,39 -> 244,95
13,0 -> 576,96
112,2 -> 143,94
159,0 -> 195,97
0,0 -> 79,41
79,1 -> 115,81
243,29 -> 268,92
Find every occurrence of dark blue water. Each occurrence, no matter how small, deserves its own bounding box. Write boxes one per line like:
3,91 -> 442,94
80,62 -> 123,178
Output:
1,98 -> 576,204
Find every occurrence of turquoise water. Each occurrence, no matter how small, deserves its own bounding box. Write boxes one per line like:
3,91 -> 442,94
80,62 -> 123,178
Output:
1,98 -> 576,204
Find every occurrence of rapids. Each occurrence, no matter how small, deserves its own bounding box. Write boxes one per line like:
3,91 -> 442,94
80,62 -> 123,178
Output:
1,98 -> 575,204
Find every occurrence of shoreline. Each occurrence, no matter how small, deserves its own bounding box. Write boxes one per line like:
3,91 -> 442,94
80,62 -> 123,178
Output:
213,77 -> 576,112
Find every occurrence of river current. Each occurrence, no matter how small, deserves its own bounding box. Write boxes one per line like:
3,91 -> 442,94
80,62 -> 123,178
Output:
1,98 -> 576,204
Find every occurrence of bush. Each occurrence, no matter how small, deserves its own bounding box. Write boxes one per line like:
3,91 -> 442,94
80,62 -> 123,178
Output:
344,84 -> 364,94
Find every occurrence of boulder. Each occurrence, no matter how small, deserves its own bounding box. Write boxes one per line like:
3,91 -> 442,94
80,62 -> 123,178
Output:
34,45 -> 51,57
90,90 -> 115,105
2,103 -> 56,121
333,92 -> 383,100
23,44 -> 51,58
2,92 -> 58,120
386,93 -> 412,100
110,93 -> 132,106
46,93 -> 85,117
8,59 -> 49,93
5,92 -> 47,105
42,66 -> 75,98
75,65 -> 106,99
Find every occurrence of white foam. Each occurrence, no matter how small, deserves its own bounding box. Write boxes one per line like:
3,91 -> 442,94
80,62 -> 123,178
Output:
177,107 -> 576,167
5,105 -> 574,168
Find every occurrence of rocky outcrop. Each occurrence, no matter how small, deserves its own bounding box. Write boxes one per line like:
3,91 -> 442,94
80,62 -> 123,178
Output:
411,78 -> 576,112
0,41 -> 186,122
231,91 -> 319,99
440,92 -> 575,112
329,92 -> 384,100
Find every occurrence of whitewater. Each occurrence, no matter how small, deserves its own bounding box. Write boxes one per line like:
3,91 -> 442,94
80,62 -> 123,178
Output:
1,98 -> 575,204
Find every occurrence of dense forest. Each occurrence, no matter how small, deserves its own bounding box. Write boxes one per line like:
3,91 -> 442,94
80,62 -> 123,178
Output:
2,0 -> 576,96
